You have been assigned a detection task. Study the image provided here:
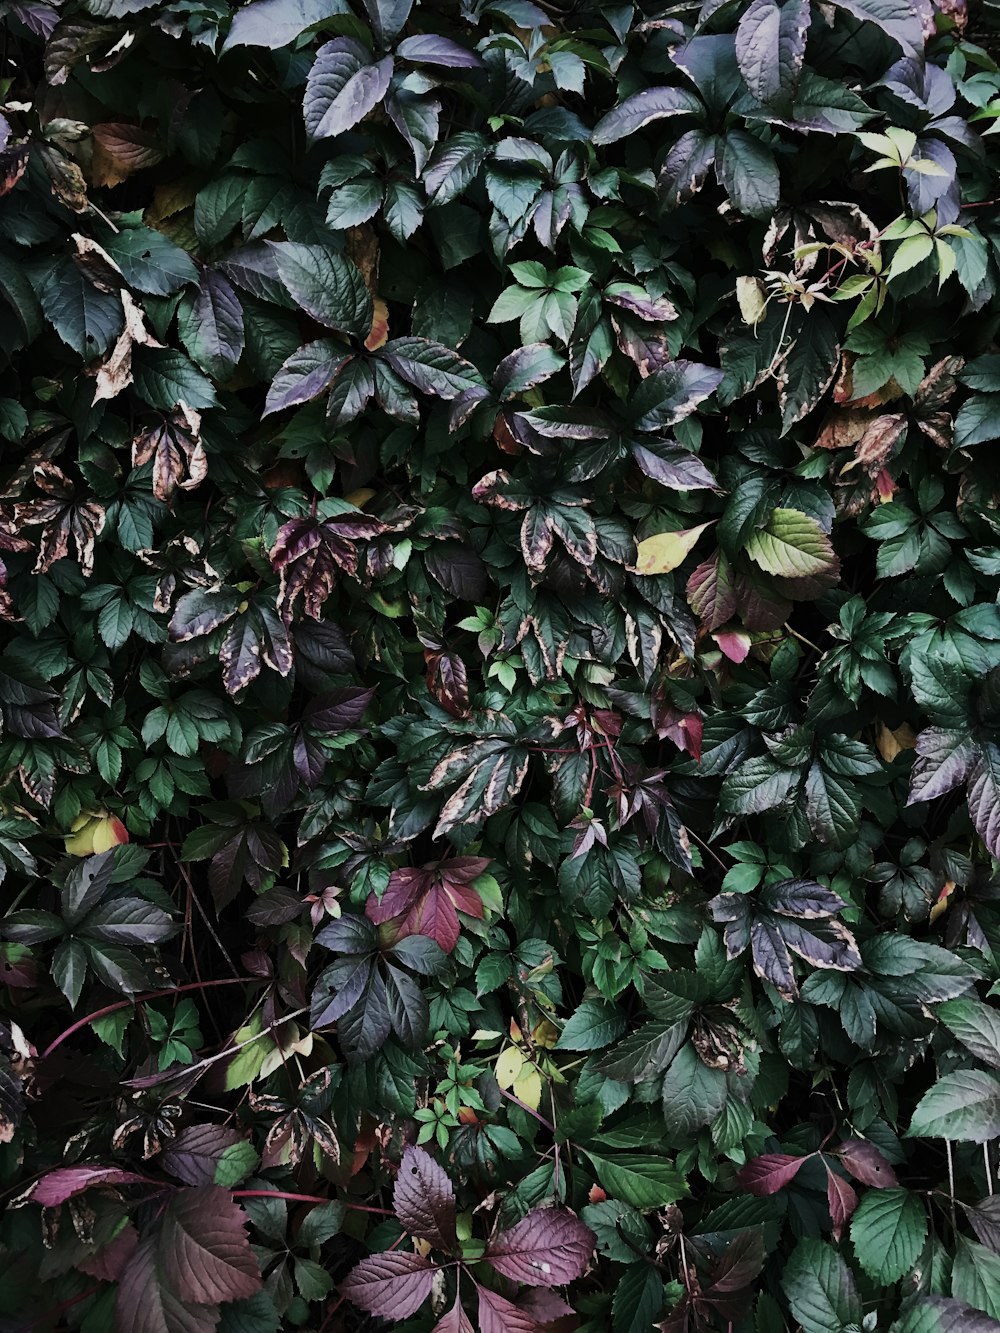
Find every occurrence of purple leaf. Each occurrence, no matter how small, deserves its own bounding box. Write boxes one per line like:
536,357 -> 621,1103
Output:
160,1124 -> 251,1187
476,1284 -> 544,1333
159,1186 -> 261,1304
735,1153 -> 808,1196
30,1164 -> 149,1206
305,685 -> 375,732
824,1163 -> 858,1241
341,1251 -> 437,1320
835,1139 -> 900,1188
115,1236 -> 217,1333
397,33 -> 484,68
485,1207 -> 595,1286
432,1299 -> 475,1332
393,1146 -> 457,1249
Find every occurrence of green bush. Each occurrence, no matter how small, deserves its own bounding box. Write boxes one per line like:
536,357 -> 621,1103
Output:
2,0 -> 1000,1328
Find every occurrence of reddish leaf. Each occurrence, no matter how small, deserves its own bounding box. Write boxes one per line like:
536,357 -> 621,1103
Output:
835,1139 -> 900,1188
132,404 -> 206,503
367,857 -> 490,953
393,1146 -> 458,1250
485,1207 -> 595,1286
433,1299 -> 476,1333
305,686 -> 375,732
0,144 -> 29,200
735,1153 -> 808,1196
78,1224 -> 139,1281
824,1163 -> 858,1241
687,550 -> 737,631
159,1186 -> 261,1304
270,513 -> 385,620
476,1283 -> 544,1333
91,122 -> 164,187
426,648 -> 470,718
341,1251 -> 437,1320
115,1236 -> 217,1333
519,1289 -> 576,1321
715,630 -> 751,664
160,1124 -> 250,1187
29,1164 -> 149,1206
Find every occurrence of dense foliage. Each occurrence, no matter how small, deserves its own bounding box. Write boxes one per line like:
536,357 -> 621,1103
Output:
3,0 -> 1000,1328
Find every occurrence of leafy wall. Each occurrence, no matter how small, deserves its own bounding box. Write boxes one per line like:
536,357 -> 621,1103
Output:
2,0 -> 1000,1329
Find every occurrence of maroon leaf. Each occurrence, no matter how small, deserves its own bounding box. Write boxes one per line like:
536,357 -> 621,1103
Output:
115,1235 -> 217,1333
433,1299 -> 476,1333
705,1228 -> 765,1297
133,404 -> 207,503
79,1223 -> 139,1281
159,1186 -> 261,1304
160,1124 -> 250,1187
0,143 -> 29,200
519,1289 -> 576,1321
824,1163 -> 858,1241
367,857 -> 490,953
735,1153 -> 808,1196
687,550 -> 737,631
426,648 -> 470,719
393,1146 -> 457,1249
270,513 -> 385,621
476,1283 -> 544,1333
341,1251 -> 437,1320
835,1139 -> 900,1188
29,1163 -> 149,1206
305,686 -> 375,732
485,1207 -> 595,1286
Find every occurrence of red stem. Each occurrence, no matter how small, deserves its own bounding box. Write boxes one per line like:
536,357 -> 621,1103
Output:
40,977 -> 260,1059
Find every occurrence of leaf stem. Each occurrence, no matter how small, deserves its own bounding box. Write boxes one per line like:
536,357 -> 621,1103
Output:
41,977 -> 262,1059
232,1190 -> 392,1215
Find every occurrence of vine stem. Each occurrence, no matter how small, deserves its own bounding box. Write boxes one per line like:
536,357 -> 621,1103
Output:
499,1088 -> 555,1132
232,1190 -> 392,1215
946,1139 -> 957,1233
40,977 -> 262,1058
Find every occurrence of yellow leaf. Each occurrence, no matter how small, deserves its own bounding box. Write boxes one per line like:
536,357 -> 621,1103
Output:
64,811 -> 129,856
345,488 -> 376,508
875,722 -> 917,763
532,1018 -> 560,1049
513,1064 -> 543,1110
930,880 -> 957,925
736,275 -> 767,327
632,523 -> 712,576
495,1046 -> 525,1089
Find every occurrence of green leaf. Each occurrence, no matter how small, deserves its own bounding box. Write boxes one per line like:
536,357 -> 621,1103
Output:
556,999 -> 627,1051
612,1263 -> 664,1333
131,350 -> 218,410
269,241 -> 373,339
936,998 -> 1000,1070
851,1189 -> 927,1285
717,129 -> 780,218
907,1070 -> 1000,1143
952,1240 -> 1000,1321
954,396 -> 1000,450
744,508 -> 838,578
584,1151 -> 688,1209
660,1044 -> 727,1137
783,1238 -> 862,1333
